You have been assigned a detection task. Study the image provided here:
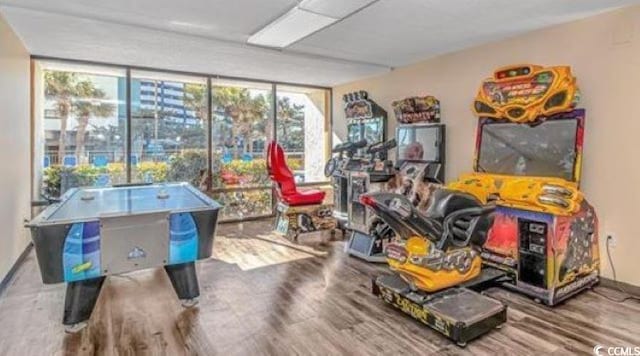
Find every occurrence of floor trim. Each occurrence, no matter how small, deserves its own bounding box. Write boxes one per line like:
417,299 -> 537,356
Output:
599,276 -> 640,297
0,242 -> 33,298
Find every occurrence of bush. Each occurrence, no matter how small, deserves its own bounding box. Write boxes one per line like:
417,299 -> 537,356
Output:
43,165 -> 71,197
43,165 -> 100,197
208,189 -> 272,219
41,153 -> 301,200
73,165 -> 102,186
106,163 -> 126,184
135,161 -> 168,182
43,164 -> 127,196
287,157 -> 303,171
220,159 -> 269,186
166,150 -> 207,186
215,157 -> 301,187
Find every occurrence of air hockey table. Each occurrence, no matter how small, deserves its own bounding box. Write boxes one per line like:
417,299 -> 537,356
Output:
27,182 -> 221,332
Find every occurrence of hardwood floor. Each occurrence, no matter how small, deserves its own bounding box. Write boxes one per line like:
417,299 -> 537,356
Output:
1,219 -> 639,355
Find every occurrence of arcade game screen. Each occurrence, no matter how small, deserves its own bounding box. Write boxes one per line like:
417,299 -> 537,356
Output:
397,125 -> 441,162
363,118 -> 384,144
347,123 -> 362,142
477,118 -> 578,180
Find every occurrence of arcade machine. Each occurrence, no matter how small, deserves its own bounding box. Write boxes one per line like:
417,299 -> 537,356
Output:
365,65 -> 599,346
268,141 -> 336,243
324,139 -> 368,233
332,90 -> 387,237
391,96 -> 446,207
448,64 -> 599,305
343,90 -> 387,158
362,190 -> 507,346
345,95 -> 446,262
363,97 -> 508,346
345,139 -> 397,262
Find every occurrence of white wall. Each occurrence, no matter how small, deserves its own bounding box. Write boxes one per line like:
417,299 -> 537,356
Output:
334,6 -> 640,286
0,13 -> 31,282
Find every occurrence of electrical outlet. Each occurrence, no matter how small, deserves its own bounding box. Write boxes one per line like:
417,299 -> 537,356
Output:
607,234 -> 616,249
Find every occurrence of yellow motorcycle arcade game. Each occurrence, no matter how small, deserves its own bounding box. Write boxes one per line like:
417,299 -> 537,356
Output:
363,189 -> 507,346
449,64 -> 599,305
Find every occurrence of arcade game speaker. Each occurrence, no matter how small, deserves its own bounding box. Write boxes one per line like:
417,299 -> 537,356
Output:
449,64 -> 599,305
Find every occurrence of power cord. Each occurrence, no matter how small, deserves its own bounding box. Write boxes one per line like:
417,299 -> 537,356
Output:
591,235 -> 640,303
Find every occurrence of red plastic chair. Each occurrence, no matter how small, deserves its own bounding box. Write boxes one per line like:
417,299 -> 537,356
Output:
266,141 -> 325,206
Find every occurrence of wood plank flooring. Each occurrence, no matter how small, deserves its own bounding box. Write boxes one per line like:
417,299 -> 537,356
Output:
1,219 -> 639,355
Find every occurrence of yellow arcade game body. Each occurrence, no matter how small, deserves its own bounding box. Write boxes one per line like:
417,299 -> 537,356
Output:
448,64 -> 600,305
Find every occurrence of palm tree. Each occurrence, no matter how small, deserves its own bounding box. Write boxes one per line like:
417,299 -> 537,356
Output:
277,96 -> 305,150
44,71 -> 76,161
184,83 -> 207,124
72,81 -> 115,163
211,87 -> 267,158
44,71 -> 115,164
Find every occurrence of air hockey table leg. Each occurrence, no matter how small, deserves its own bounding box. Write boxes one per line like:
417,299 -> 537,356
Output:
63,276 -> 106,333
164,262 -> 200,308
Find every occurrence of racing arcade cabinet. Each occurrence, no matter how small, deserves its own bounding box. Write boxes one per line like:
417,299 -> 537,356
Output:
449,64 -> 600,305
325,140 -> 368,233
364,190 -> 507,346
344,90 -> 387,156
364,96 -> 506,346
345,139 -> 397,262
345,95 -> 447,262
328,91 -> 387,233
392,95 -> 446,206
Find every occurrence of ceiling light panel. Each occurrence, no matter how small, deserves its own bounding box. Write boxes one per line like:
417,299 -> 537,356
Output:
299,0 -> 377,18
247,7 -> 337,48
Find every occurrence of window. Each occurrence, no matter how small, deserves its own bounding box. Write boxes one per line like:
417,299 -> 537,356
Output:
209,80 -> 273,220
32,59 -> 332,222
130,71 -> 208,186
276,85 -> 330,183
34,61 -> 126,196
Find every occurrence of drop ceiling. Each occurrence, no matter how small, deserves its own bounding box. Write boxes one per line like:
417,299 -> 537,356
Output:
1,0 -> 638,86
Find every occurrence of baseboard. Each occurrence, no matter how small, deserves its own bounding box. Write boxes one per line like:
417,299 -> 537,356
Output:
599,276 -> 640,297
0,242 -> 33,298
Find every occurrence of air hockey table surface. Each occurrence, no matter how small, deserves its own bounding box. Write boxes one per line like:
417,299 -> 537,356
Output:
27,182 -> 221,332
33,182 -> 218,224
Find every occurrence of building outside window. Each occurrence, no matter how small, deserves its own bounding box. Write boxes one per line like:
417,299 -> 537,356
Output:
130,71 -> 208,186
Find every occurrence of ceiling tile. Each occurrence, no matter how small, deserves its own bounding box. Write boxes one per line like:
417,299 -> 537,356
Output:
1,0 -> 638,85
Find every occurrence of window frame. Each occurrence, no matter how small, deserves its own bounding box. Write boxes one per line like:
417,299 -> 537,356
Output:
31,56 -> 332,222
